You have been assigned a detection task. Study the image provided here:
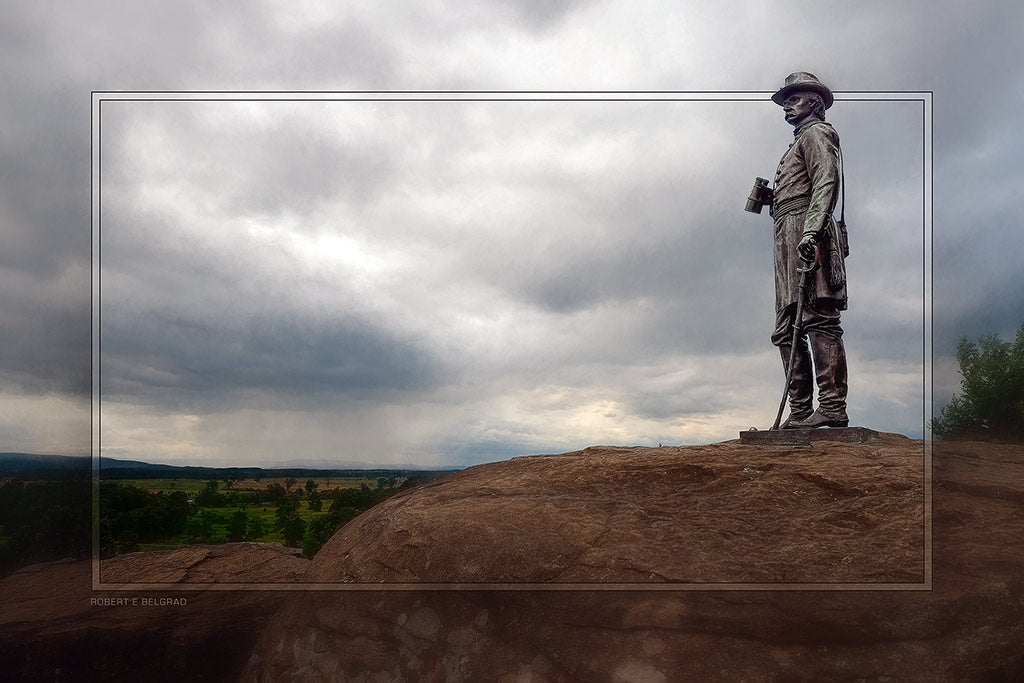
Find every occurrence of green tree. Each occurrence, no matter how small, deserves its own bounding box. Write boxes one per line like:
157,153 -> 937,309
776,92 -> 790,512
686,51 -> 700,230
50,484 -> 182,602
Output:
98,483 -> 186,557
116,529 -> 140,554
275,494 -> 300,524
245,516 -> 267,541
185,512 -> 215,543
227,510 -> 248,541
282,517 -> 306,547
195,480 -> 224,508
263,482 -> 286,504
932,324 -> 1024,442
302,514 -> 338,557
301,504 -> 360,557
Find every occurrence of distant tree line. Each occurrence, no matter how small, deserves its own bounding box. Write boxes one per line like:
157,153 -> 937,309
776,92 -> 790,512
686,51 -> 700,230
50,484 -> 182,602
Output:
98,465 -> 442,481
0,480 -> 91,576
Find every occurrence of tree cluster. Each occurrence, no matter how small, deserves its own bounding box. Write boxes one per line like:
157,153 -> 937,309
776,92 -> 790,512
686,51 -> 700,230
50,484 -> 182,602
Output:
932,324 -> 1024,443
0,480 -> 91,575
100,482 -> 190,555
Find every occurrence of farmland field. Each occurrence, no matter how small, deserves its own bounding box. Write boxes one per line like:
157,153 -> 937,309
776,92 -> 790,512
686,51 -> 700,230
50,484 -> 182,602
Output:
120,475 -> 396,495
97,471 -> 446,559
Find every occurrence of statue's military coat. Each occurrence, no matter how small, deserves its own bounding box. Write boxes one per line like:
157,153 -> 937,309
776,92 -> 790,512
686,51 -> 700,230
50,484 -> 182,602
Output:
772,118 -> 847,313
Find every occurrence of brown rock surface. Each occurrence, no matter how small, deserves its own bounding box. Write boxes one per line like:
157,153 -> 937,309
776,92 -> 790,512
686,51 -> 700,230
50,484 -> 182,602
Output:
308,434 -> 925,584
99,541 -> 309,584
243,437 -> 1024,681
0,543 -> 309,681
4,439 -> 1023,681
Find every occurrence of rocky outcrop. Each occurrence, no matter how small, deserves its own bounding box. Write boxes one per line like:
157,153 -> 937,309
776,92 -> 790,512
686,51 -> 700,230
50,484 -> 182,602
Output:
0,543 -> 310,682
4,438 -> 1023,681
100,541 -> 309,584
243,437 -> 1024,682
307,434 -> 924,584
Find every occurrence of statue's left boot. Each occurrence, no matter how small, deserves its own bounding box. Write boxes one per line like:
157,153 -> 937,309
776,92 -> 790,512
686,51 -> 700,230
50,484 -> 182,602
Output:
792,332 -> 849,428
779,343 -> 813,428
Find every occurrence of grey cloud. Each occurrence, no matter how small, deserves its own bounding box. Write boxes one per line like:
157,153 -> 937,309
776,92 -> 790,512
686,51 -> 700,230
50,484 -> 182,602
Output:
218,120 -> 397,220
0,269 -> 90,396
186,10 -> 401,88
0,13 -> 92,396
102,101 -> 399,224
626,383 -> 734,422
97,219 -> 443,415
101,303 -> 442,412
0,65 -> 89,281
501,0 -> 587,33
440,438 -> 554,467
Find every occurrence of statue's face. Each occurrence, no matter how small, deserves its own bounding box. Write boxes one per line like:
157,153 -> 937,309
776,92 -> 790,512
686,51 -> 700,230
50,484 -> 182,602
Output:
782,91 -> 815,125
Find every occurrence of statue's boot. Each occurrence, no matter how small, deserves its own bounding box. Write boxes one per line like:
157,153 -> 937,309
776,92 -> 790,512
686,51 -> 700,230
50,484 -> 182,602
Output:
793,332 -> 849,428
779,343 -> 813,428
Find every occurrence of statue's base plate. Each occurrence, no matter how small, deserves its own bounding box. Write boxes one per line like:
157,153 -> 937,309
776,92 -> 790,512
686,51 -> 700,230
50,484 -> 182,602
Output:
738,426 -> 881,445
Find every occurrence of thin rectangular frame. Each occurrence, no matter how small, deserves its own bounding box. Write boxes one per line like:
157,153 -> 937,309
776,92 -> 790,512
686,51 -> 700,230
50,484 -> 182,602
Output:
91,90 -> 933,591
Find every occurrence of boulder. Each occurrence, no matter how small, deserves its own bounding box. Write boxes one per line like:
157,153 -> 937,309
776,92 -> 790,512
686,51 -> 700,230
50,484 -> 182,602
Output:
242,436 -> 1024,680
305,434 -> 924,584
6,438 -> 1024,681
100,541 -> 309,584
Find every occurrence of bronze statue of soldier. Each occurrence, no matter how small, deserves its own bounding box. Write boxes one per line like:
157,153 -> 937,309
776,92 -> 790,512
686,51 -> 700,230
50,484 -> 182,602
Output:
747,72 -> 849,429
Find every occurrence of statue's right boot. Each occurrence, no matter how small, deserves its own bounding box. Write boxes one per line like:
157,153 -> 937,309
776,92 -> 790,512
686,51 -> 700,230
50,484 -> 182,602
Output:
779,343 -> 813,428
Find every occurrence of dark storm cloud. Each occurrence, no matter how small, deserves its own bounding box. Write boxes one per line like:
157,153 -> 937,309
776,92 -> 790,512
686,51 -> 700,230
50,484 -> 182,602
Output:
0,3 -> 280,403
97,200 -> 443,415
101,303 -> 442,412
932,101 -> 1024,354
0,7 -> 95,398
897,3 -> 1024,357
0,0 -> 409,409
0,267 -> 90,397
94,98 -> 449,419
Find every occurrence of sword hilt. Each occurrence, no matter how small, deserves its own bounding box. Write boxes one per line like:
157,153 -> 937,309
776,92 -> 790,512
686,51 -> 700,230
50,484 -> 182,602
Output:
797,255 -> 817,274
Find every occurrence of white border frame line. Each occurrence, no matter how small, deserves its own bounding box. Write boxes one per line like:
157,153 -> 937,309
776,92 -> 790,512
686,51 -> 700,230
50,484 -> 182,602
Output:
91,90 -> 933,592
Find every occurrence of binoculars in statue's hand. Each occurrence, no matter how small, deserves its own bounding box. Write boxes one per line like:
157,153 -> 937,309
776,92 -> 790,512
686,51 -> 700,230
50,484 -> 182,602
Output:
744,177 -> 773,214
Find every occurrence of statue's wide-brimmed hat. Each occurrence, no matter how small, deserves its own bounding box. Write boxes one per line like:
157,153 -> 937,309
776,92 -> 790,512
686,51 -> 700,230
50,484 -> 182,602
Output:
771,72 -> 833,109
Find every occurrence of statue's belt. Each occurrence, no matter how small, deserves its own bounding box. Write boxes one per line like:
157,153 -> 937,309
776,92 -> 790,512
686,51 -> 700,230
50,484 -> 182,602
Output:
771,194 -> 811,219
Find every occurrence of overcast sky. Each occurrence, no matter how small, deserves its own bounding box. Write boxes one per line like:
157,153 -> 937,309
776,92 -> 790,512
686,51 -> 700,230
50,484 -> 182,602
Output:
2,1 -> 1021,467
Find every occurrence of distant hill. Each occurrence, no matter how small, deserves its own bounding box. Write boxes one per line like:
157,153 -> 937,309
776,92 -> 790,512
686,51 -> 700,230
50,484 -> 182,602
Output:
0,452 -> 458,481
0,453 -> 90,477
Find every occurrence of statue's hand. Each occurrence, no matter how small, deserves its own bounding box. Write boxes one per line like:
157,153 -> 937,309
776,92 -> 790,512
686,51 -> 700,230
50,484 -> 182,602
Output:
798,234 -> 817,260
